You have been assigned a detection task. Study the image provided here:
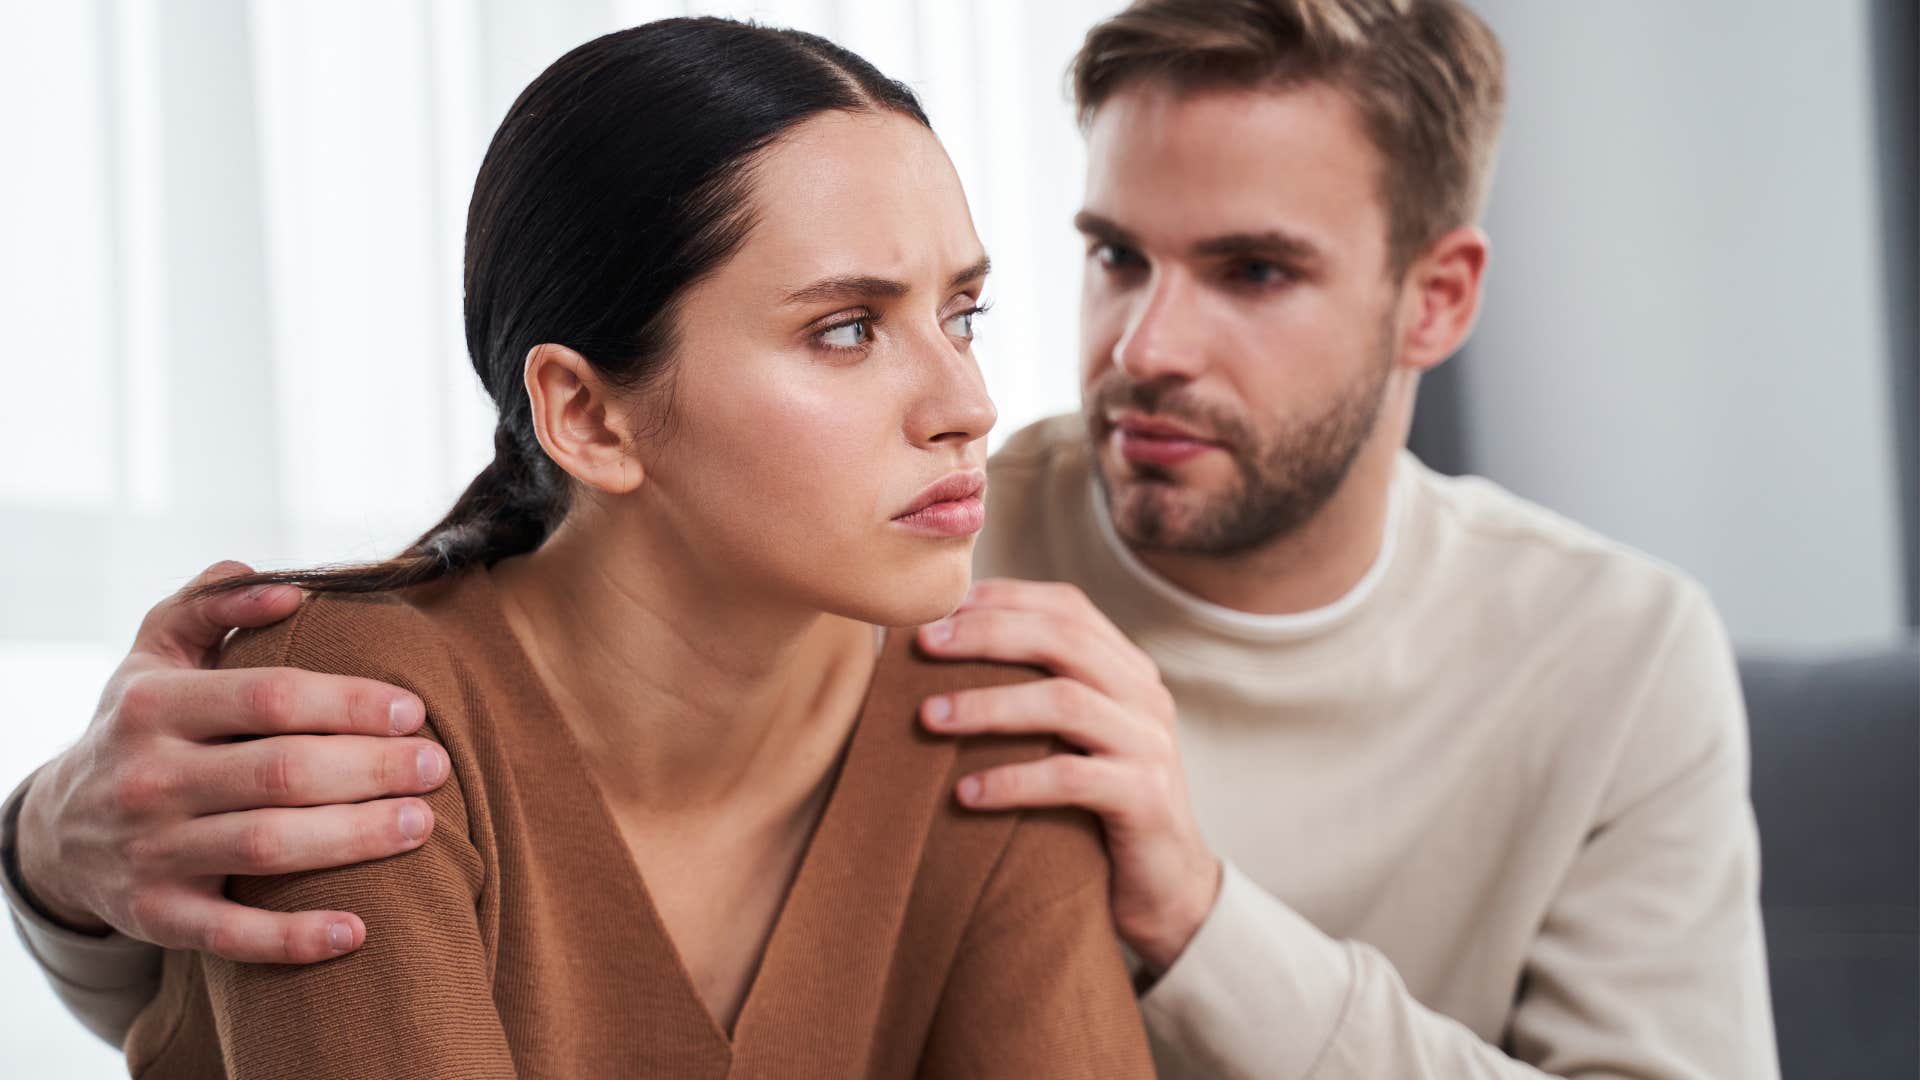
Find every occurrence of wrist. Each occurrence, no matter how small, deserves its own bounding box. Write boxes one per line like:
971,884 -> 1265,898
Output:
10,764 -> 112,936
1128,854 -> 1223,975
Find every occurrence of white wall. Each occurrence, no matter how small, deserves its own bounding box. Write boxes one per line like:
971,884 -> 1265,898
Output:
1464,0 -> 1908,650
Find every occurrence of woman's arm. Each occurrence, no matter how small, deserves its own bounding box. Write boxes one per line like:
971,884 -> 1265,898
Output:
184,740 -> 516,1079
128,598 -> 517,1079
917,804 -> 1155,1079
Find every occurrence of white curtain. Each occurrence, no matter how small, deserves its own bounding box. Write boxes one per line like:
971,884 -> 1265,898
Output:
0,1 -> 1120,1071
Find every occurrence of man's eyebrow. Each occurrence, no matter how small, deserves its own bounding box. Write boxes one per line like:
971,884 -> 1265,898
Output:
1073,210 -> 1139,248
783,256 -> 993,307
1192,229 -> 1324,264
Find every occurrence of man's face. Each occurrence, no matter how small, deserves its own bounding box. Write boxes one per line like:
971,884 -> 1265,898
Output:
1077,80 -> 1405,556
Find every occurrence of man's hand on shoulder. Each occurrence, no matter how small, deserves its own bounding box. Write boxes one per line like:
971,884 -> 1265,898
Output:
13,561 -> 446,964
914,578 -> 1222,973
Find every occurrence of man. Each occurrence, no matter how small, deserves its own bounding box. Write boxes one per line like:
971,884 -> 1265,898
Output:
5,1 -> 1777,1076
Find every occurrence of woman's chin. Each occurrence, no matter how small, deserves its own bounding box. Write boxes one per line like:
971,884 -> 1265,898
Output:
836,556 -> 973,629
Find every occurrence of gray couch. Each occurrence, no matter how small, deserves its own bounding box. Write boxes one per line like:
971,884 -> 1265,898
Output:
1742,641 -> 1919,1079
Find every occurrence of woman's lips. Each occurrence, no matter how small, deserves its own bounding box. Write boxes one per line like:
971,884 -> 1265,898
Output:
1113,416 -> 1225,468
892,470 -> 987,538
891,496 -> 985,538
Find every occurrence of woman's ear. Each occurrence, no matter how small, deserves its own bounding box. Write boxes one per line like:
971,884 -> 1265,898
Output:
523,343 -> 645,495
1397,226 -> 1490,374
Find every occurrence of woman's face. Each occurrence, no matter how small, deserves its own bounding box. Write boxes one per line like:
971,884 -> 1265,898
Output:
631,110 -> 996,628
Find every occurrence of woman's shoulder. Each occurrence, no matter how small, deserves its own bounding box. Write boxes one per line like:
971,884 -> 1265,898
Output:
867,631 -> 1110,892
216,572 -> 487,732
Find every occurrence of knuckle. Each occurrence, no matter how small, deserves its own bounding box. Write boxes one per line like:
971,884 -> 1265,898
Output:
1053,755 -> 1095,797
202,918 -> 240,959
198,559 -> 252,585
125,887 -> 174,939
1047,581 -> 1090,610
1140,721 -> 1174,760
236,822 -> 285,872
245,673 -> 295,729
120,831 -> 165,876
112,674 -> 165,731
1046,677 -> 1088,713
109,763 -> 169,817
254,747 -> 300,801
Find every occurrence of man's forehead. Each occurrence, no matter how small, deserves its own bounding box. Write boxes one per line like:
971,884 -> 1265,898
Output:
1081,81 -> 1386,254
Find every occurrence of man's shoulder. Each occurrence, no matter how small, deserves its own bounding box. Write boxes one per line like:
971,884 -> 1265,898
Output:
1406,456 -> 1718,642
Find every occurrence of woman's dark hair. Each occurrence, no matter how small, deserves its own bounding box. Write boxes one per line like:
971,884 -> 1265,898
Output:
195,18 -> 929,600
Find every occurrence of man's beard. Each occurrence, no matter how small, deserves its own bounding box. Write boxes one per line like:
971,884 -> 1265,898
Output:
1084,337 -> 1392,558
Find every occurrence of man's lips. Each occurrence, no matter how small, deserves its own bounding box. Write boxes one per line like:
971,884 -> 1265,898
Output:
1111,413 -> 1225,468
892,469 -> 987,537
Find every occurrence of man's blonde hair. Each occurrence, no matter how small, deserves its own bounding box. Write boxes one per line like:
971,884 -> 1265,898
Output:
1071,0 -> 1506,275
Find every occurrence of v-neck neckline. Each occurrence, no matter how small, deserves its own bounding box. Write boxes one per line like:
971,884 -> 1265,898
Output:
456,565 -> 893,1057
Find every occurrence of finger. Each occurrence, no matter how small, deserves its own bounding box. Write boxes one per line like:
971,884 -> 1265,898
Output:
917,607 -> 1149,698
956,578 -> 1094,618
135,561 -> 305,664
921,678 -> 1165,758
186,734 -> 448,814
153,799 -> 435,878
955,578 -> 1141,655
136,666 -> 425,741
165,893 -> 367,964
954,753 -> 1134,816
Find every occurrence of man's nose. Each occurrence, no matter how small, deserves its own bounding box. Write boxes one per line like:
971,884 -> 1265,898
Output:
1113,270 -> 1207,383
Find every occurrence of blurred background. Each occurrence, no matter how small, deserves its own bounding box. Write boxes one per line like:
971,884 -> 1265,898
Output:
1,0 -> 1913,1076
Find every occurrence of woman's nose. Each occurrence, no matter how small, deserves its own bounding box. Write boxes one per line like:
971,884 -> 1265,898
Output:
908,336 -> 997,449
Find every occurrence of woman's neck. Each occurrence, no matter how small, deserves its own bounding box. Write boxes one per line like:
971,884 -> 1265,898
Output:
488,515 -> 879,813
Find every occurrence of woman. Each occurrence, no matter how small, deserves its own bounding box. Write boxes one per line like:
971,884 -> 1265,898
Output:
120,18 -> 1153,1080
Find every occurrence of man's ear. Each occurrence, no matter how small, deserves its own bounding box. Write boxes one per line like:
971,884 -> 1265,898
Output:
1397,225 -> 1489,373
523,343 -> 645,495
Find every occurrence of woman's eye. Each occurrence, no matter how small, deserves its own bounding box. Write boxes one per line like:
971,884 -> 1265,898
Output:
943,308 -> 980,342
818,319 -> 873,349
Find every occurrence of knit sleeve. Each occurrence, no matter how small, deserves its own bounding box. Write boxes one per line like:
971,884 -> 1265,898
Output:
132,595 -> 519,1079
193,722 -> 514,1079
916,803 -> 1155,1079
1136,585 -> 1778,1080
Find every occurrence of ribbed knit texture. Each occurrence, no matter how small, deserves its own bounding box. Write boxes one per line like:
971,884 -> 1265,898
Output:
122,568 -> 1154,1078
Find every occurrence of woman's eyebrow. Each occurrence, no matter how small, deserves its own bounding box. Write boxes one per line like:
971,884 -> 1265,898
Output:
783,255 -> 993,306
784,275 -> 910,306
947,255 -> 992,289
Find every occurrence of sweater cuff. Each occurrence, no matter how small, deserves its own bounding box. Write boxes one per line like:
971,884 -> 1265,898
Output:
3,768 -> 161,1046
1139,859 -> 1355,1080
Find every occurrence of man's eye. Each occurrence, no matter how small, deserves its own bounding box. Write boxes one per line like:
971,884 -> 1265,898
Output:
1095,243 -> 1143,270
818,319 -> 873,349
1235,260 -> 1292,286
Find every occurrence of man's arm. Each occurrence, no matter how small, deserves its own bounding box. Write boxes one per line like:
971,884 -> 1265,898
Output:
4,561 -> 446,1044
918,578 -> 1778,1079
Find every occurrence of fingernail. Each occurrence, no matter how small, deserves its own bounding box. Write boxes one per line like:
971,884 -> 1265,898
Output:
416,748 -> 444,785
389,697 -> 422,735
957,775 -> 983,804
924,696 -> 952,726
327,921 -> 353,952
398,803 -> 428,842
924,620 -> 953,645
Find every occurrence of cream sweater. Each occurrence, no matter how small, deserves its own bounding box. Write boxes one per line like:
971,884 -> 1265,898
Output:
7,414 -> 1778,1078
971,416 -> 1777,1079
